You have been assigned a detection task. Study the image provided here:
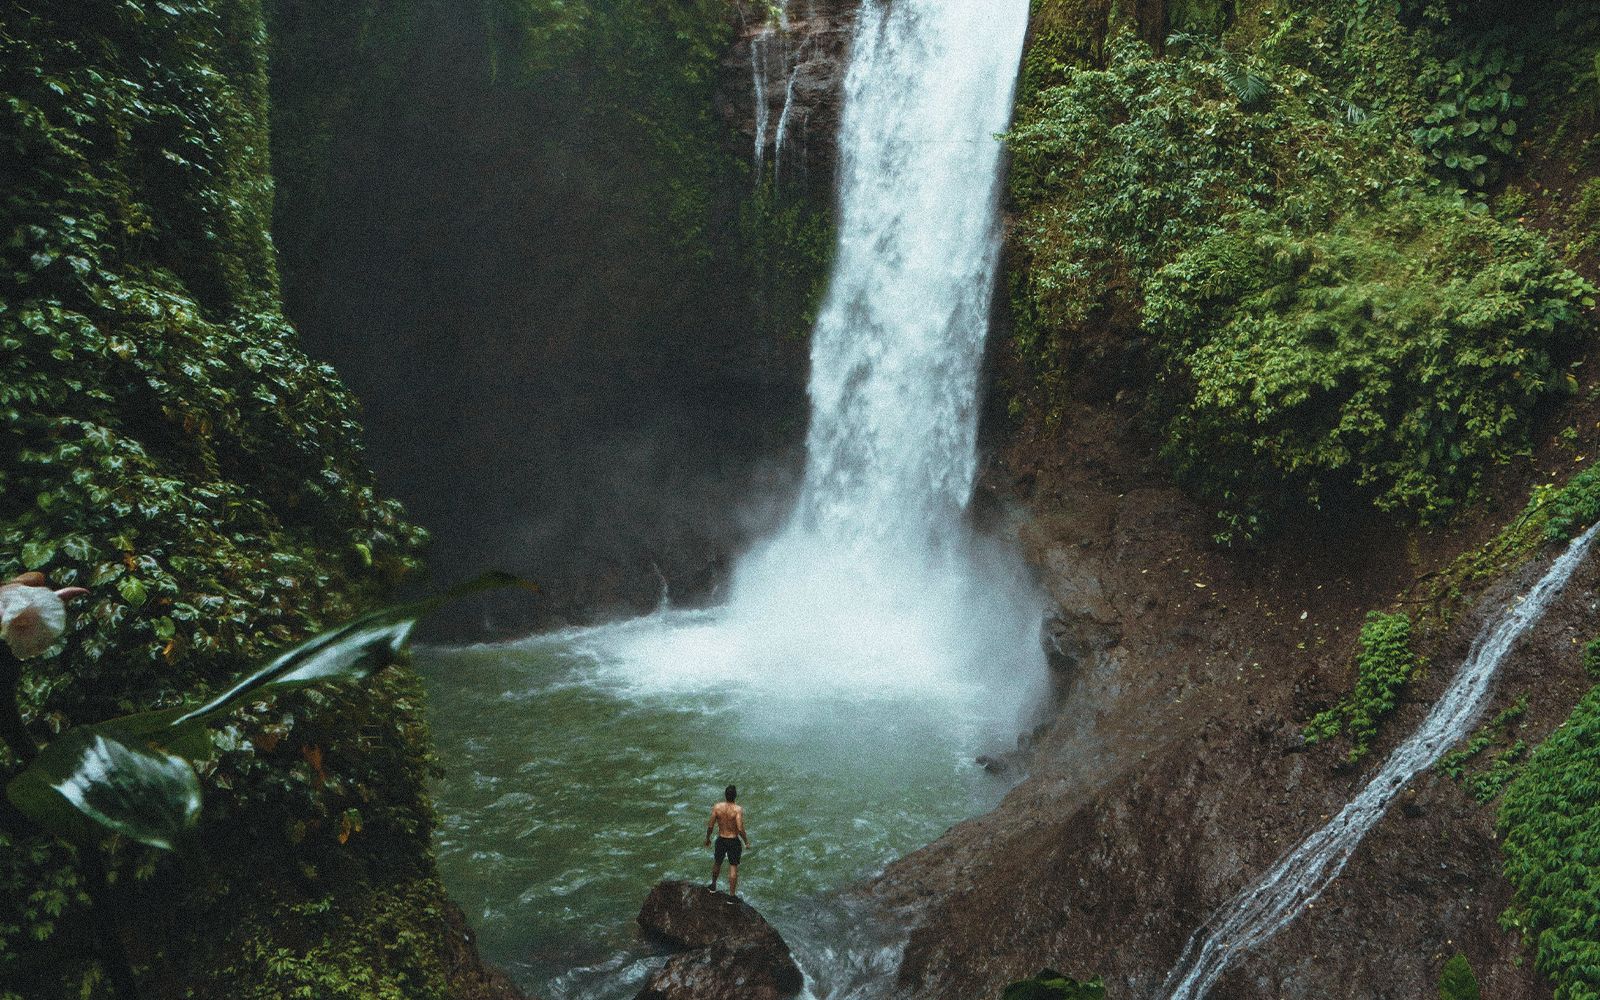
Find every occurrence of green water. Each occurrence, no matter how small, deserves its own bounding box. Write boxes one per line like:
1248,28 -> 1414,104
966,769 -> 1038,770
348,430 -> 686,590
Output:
416,610 -> 1019,999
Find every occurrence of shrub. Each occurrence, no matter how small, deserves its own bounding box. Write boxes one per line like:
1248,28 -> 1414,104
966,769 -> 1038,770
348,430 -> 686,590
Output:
1439,952 -> 1482,1000
1544,464 -> 1600,542
1498,684 -> 1600,1000
1414,46 -> 1525,197
1148,195 -> 1592,540
1003,970 -> 1107,1000
1584,639 -> 1600,681
1305,611 -> 1417,762
1004,4 -> 1594,541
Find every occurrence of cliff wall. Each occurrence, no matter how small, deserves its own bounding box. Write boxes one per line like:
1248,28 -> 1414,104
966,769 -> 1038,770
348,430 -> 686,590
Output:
0,2 -> 511,997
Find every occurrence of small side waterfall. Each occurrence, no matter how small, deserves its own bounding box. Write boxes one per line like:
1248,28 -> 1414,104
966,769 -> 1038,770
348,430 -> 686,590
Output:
773,61 -> 803,186
752,0 -> 819,187
1161,522 -> 1600,1000
749,1 -> 800,186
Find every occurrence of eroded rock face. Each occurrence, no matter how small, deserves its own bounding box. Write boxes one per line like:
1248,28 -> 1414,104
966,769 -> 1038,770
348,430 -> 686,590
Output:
636,881 -> 803,1000
862,392 -> 1586,1000
718,0 -> 859,202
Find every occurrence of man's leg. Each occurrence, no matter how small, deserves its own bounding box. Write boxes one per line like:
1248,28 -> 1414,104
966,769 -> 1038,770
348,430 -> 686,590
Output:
728,863 -> 738,896
710,860 -> 721,890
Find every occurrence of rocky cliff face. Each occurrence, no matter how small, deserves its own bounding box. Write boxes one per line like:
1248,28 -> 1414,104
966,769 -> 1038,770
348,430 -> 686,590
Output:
267,1 -> 824,630
848,4 -> 1600,999
869,394 -> 1586,1000
717,0 -> 858,205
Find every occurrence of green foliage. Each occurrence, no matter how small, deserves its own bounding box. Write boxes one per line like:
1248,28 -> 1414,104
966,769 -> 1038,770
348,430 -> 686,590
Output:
212,887 -> 452,1000
1002,970 -> 1107,1000
1544,464 -> 1600,541
1016,0 -> 1113,105
1169,0 -> 1234,38
1438,695 -> 1529,802
1004,1 -> 1594,540
1439,952 -> 1482,1000
1584,639 -> 1600,681
739,179 -> 835,345
1148,196 -> 1592,539
0,3 -> 472,997
1304,611 -> 1417,762
1498,683 -> 1600,1000
1413,46 -> 1525,197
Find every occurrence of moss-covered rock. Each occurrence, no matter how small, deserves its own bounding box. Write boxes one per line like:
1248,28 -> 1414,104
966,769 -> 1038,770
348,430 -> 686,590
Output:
0,3 -> 483,997
261,0 -> 831,622
1004,0 -> 1595,541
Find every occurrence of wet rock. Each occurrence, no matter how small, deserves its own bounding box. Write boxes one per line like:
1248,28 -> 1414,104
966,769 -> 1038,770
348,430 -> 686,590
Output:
636,881 -> 803,1000
976,753 -> 1014,776
637,935 -> 804,1000
717,0 -> 859,201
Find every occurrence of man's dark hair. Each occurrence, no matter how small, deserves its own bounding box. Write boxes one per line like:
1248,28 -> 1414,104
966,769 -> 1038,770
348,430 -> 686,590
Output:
725,784 -> 737,802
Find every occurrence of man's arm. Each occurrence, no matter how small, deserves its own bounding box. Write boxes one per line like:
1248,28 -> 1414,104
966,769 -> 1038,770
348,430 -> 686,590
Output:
737,806 -> 749,846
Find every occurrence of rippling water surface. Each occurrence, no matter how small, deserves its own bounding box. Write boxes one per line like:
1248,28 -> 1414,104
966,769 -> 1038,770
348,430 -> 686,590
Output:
417,610 -> 1017,999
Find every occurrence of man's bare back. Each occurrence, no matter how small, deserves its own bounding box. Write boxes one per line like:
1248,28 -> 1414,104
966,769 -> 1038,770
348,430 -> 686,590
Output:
710,801 -> 744,839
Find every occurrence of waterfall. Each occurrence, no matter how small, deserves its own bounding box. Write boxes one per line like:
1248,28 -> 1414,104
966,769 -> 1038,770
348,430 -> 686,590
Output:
751,36 -> 770,179
704,0 -> 1044,724
590,0 -> 1041,734
1161,522 -> 1600,1000
749,2 -> 791,184
773,61 -> 802,186
790,0 -> 1026,550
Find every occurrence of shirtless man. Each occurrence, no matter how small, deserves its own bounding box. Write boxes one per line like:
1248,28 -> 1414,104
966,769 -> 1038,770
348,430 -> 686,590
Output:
704,784 -> 750,895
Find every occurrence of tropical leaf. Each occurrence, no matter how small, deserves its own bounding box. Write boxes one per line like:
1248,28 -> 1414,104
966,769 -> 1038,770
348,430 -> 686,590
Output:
171,571 -> 527,726
7,728 -> 201,850
5,572 -> 532,849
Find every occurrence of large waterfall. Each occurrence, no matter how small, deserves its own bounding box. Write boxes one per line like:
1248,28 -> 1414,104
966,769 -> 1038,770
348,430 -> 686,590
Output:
718,0 -> 1040,710
603,0 -> 1043,726
1161,522 -> 1600,999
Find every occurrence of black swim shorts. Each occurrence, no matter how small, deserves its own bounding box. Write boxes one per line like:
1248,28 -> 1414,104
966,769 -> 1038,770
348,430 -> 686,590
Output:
714,836 -> 743,866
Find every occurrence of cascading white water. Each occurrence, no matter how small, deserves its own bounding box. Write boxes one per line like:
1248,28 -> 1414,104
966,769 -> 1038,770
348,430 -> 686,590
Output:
773,61 -> 802,186
676,0 -> 1044,724
601,0 -> 1042,730
750,1 -> 794,185
1161,522 -> 1600,1000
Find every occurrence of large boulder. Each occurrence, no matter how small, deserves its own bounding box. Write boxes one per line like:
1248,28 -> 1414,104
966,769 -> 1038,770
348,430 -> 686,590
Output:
635,881 -> 803,1000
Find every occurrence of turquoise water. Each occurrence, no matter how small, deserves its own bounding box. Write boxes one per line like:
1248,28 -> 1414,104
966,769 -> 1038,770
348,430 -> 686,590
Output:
416,609 -> 1022,999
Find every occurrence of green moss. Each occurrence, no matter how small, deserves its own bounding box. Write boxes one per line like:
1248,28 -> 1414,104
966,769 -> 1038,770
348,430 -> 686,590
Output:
1439,952 -> 1483,1000
740,180 -> 835,345
1018,0 -> 1112,104
1304,611 -> 1418,762
1005,2 -> 1594,540
1498,683 -> 1600,1000
0,3 -> 461,997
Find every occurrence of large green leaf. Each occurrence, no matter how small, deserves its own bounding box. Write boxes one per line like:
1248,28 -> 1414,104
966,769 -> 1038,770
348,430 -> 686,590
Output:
7,728 -> 201,850
6,572 -> 531,849
172,571 -> 527,726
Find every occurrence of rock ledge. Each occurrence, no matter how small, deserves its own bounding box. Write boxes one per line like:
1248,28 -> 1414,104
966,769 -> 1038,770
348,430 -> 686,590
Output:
635,881 -> 803,1000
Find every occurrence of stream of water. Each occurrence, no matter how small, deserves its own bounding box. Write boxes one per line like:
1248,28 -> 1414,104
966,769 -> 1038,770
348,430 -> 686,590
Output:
1161,522 -> 1600,999
421,2 -> 1037,997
